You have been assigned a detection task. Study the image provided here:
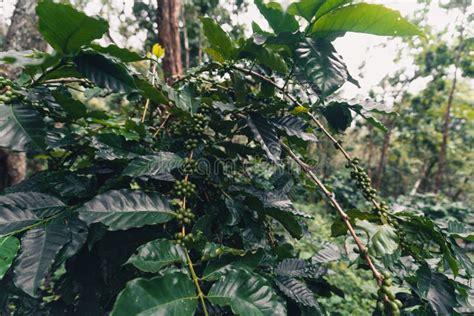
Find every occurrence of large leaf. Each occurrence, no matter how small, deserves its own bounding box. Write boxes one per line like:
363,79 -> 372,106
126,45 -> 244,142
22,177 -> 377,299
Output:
111,272 -> 198,316
52,91 -> 87,120
247,112 -> 281,163
275,276 -> 318,307
357,220 -> 399,257
200,17 -> 235,60
122,152 -> 182,178
126,239 -> 186,273
313,0 -> 350,20
13,219 -> 69,297
255,0 -> 299,34
0,192 -> 65,235
271,116 -> 317,141
321,102 -> 353,132
0,104 -> 46,152
36,0 -> 108,53
294,38 -> 352,98
74,52 -> 136,92
58,216 -> 88,261
0,236 -> 19,279
287,0 -> 325,21
310,3 -> 423,37
77,189 -> 174,230
202,250 -> 264,281
275,258 -> 311,277
208,269 -> 286,315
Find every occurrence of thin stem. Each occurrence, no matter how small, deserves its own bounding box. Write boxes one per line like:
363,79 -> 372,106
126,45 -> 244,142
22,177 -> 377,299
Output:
184,250 -> 209,316
281,141 -> 383,284
141,63 -> 157,123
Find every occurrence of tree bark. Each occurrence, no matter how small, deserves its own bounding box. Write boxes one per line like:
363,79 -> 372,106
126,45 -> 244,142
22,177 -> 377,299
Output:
373,126 -> 393,190
181,5 -> 190,70
0,0 -> 47,190
157,0 -> 183,82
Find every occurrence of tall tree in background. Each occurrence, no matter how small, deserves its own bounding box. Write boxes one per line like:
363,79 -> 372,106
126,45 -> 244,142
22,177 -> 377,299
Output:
0,0 -> 47,189
157,0 -> 182,81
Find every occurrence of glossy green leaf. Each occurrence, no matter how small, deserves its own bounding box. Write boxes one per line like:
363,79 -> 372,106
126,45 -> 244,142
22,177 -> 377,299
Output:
111,272 -> 198,316
13,219 -> 70,297
74,52 -> 136,92
310,3 -> 423,38
357,220 -> 399,257
208,269 -> 286,315
287,0 -> 325,21
0,192 -> 65,235
77,189 -> 174,230
52,91 -> 87,120
0,236 -> 19,279
255,0 -> 299,34
200,17 -> 235,60
122,152 -> 182,178
0,104 -> 46,152
247,112 -> 281,163
36,0 -> 108,53
313,0 -> 350,20
126,239 -> 186,273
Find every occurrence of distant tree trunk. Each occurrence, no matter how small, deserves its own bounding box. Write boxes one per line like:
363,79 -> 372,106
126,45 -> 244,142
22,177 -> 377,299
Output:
0,0 -> 47,190
366,125 -> 374,178
157,0 -> 182,82
374,125 -> 393,190
181,6 -> 190,70
410,159 -> 436,195
434,7 -> 466,193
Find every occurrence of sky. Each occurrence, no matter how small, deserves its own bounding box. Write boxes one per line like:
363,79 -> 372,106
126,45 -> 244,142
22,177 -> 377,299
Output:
0,0 -> 469,103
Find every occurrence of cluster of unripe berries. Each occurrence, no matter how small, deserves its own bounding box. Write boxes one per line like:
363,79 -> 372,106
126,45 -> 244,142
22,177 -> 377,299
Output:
173,179 -> 196,198
376,271 -> 403,315
175,207 -> 195,225
169,113 -> 210,151
174,231 -> 195,245
0,76 -> 23,104
348,158 -> 377,200
198,102 -> 212,115
181,158 -> 198,174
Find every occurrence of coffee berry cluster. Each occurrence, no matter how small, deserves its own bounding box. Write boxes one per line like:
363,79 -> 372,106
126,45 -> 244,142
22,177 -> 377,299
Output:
173,179 -> 197,198
348,158 -> 377,200
174,231 -> 194,245
175,207 -> 195,225
181,158 -> 198,175
376,271 -> 403,315
0,76 -> 23,104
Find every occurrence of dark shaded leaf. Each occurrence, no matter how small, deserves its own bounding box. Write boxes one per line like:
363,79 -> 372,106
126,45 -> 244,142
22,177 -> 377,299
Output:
200,17 -> 235,60
90,43 -> 146,62
311,243 -> 341,263
0,104 -> 46,152
0,192 -> 64,235
77,189 -> 174,230
272,116 -> 317,141
74,52 -> 136,92
321,102 -> 352,132
13,219 -> 70,297
247,112 -> 281,163
294,38 -> 352,98
276,276 -> 319,307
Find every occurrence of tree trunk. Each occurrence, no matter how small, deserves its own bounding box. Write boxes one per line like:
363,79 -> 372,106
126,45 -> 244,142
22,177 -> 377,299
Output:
157,0 -> 183,82
181,5 -> 190,70
0,0 -> 47,190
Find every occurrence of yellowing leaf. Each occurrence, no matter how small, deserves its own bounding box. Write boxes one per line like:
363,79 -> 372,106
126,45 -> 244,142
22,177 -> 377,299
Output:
152,44 -> 165,58
204,48 -> 225,63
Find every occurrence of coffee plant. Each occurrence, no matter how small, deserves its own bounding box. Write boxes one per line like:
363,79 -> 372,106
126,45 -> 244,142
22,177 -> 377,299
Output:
0,0 -> 472,315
